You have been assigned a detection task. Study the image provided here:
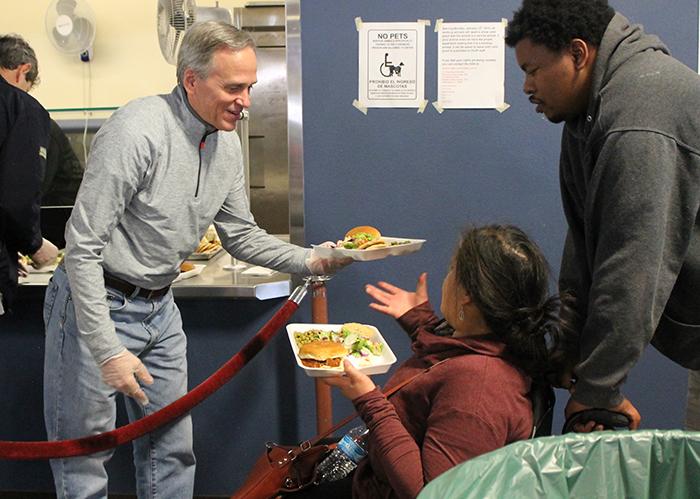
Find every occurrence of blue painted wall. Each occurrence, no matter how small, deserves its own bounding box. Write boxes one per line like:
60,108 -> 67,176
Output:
299,0 -> 696,446
0,0 -> 696,495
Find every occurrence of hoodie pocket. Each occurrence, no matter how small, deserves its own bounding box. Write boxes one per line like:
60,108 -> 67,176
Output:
651,314 -> 700,369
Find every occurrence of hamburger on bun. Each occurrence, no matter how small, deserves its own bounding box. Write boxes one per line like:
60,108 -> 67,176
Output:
180,262 -> 195,272
341,322 -> 375,339
342,226 -> 384,250
298,340 -> 349,368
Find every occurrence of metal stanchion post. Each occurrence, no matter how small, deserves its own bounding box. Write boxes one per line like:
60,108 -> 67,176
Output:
310,275 -> 333,434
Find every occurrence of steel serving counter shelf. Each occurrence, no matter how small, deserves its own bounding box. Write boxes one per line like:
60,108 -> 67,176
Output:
19,251 -> 291,301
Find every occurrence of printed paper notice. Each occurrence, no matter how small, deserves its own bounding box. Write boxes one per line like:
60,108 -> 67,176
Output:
437,22 -> 505,109
357,22 -> 426,109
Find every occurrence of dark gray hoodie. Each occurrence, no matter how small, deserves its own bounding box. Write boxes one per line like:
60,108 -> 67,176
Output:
559,13 -> 700,407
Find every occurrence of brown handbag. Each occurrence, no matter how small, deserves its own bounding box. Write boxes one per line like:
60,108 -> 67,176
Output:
231,359 -> 450,499
230,439 -> 336,499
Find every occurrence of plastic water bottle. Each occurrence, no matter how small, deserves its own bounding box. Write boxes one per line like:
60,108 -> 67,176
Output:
316,425 -> 369,482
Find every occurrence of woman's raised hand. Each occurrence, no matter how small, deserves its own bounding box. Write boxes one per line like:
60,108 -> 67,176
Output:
365,272 -> 429,319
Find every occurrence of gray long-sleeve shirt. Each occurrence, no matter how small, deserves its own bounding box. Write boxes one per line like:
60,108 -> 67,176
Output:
559,14 -> 700,407
64,86 -> 310,364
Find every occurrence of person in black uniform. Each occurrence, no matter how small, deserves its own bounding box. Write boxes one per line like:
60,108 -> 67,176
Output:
0,34 -> 84,207
42,119 -> 84,206
0,34 -> 58,314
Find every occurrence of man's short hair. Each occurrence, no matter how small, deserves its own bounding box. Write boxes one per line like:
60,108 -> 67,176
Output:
0,34 -> 40,88
505,0 -> 615,51
176,21 -> 255,84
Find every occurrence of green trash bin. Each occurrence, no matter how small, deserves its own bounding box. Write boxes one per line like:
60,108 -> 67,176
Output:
418,430 -> 700,499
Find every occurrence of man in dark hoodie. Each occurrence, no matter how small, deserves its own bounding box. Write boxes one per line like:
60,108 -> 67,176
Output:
506,0 -> 700,431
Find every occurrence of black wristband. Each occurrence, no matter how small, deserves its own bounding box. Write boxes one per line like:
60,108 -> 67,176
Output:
562,408 -> 631,434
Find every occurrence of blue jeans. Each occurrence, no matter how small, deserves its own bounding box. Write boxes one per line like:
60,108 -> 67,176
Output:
43,266 -> 195,499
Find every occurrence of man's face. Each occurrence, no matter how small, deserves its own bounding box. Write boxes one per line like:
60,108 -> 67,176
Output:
514,38 -> 589,123
184,46 -> 257,131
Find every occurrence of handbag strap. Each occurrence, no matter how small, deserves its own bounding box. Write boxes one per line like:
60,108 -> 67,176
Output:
309,358 -> 450,445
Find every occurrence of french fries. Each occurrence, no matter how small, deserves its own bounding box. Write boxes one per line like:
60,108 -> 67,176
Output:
195,238 -> 221,254
194,225 -> 222,254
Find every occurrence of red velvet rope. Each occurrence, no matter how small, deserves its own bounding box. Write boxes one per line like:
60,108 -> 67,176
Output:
0,299 -> 300,460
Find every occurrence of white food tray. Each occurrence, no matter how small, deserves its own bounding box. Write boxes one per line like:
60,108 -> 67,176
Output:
26,263 -> 58,274
287,323 -> 397,377
312,237 -> 425,262
188,247 -> 224,261
173,264 -> 205,283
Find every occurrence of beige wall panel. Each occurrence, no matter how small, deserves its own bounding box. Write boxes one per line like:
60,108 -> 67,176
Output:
0,0 -> 267,119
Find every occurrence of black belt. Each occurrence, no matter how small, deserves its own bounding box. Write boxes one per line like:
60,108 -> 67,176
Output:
103,272 -> 170,300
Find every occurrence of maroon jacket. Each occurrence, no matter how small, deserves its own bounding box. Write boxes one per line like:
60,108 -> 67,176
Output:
351,302 -> 532,499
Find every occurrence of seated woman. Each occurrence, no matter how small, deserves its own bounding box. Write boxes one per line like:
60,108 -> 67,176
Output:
323,224 -> 577,499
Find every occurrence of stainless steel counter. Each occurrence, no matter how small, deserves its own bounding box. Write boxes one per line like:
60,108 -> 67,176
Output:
172,251 -> 292,300
19,251 -> 292,301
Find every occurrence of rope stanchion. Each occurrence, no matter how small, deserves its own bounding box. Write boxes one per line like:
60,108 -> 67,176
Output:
311,278 -> 333,434
0,280 -> 311,461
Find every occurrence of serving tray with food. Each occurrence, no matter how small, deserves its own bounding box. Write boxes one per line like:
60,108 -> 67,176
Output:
188,225 -> 224,260
311,225 -> 425,262
173,262 -> 205,283
20,249 -> 64,273
287,322 -> 397,377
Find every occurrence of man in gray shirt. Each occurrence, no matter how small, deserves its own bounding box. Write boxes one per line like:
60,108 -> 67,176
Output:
43,22 -> 347,498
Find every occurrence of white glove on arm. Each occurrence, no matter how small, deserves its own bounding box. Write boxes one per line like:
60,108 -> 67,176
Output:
100,349 -> 154,406
305,242 -> 353,275
30,238 -> 59,269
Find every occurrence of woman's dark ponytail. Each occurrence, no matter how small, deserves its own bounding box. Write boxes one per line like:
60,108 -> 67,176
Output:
504,297 -> 556,377
504,295 -> 578,382
454,225 -> 579,383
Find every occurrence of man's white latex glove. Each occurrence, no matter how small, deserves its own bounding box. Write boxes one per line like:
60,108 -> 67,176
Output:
100,349 -> 154,406
305,241 -> 353,275
30,238 -> 59,269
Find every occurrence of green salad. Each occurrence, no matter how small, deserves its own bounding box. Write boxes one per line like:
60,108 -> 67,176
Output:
293,327 -> 383,358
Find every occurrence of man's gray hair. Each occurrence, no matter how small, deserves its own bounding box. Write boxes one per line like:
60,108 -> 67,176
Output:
0,34 -> 40,88
176,21 -> 255,84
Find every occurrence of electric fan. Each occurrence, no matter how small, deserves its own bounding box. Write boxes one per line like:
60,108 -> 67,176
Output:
157,0 -> 232,65
45,0 -> 96,60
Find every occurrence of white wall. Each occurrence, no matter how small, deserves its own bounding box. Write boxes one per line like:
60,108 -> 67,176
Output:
0,0 -> 269,120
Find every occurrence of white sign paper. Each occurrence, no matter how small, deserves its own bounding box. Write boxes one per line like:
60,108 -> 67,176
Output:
436,22 -> 506,109
357,22 -> 426,109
